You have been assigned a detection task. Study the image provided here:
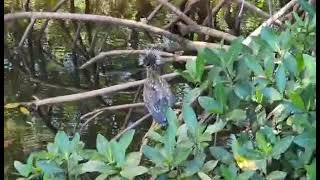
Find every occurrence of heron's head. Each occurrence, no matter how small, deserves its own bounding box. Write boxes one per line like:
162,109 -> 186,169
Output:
139,49 -> 162,68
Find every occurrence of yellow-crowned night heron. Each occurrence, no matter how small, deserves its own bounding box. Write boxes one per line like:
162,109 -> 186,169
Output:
139,49 -> 175,125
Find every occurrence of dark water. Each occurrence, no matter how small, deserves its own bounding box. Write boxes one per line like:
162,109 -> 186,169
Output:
4,0 -> 282,179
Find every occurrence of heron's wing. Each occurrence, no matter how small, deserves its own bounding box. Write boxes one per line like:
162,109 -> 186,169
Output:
143,81 -> 168,124
159,77 -> 175,106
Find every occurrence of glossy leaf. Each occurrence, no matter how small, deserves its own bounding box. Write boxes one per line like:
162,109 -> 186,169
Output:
275,65 -> 286,94
14,161 -> 31,177
262,87 -> 282,102
266,171 -> 287,180
271,136 -> 294,159
204,119 -> 226,134
142,145 -> 165,166
198,172 -> 211,180
198,96 -> 223,114
182,104 -> 198,136
245,56 -> 265,76
120,166 -> 148,179
118,129 -> 135,152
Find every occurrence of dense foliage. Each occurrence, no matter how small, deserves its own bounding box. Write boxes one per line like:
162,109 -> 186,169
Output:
13,5 -> 316,180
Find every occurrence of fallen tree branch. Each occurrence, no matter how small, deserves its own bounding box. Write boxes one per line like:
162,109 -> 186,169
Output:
242,0 -> 297,46
4,12 -> 228,51
18,18 -> 36,47
157,0 -> 237,42
80,49 -> 195,69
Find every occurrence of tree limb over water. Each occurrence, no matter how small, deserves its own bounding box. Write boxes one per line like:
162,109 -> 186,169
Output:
4,12 -> 229,51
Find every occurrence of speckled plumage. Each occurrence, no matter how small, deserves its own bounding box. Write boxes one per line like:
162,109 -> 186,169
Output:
142,50 -> 175,125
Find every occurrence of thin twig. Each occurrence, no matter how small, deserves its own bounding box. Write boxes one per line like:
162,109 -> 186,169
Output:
120,85 -> 143,131
113,113 -> 152,140
203,0 -> 227,26
233,0 -> 270,18
267,0 -> 273,17
4,12 -> 228,51
79,111 -> 104,132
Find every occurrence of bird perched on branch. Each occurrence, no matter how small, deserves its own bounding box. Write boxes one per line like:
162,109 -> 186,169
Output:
139,49 -> 175,125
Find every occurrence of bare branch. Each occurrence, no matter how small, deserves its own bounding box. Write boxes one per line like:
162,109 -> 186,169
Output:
233,0 -> 270,18
18,18 -> 36,47
4,12 -> 228,51
157,0 -> 237,42
80,49 -> 195,69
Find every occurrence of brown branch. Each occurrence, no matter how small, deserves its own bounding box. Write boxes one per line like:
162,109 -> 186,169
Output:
113,113 -> 152,140
157,0 -> 237,42
242,0 -> 297,46
18,18 -> 36,47
80,103 -> 145,120
25,65 -> 213,107
203,0 -> 227,26
80,50 -> 195,69
120,85 -> 143,132
4,12 -> 227,51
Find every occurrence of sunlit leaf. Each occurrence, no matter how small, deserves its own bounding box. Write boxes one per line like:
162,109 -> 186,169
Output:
19,107 -> 30,115
4,103 -> 20,109
266,171 -> 287,180
120,166 -> 148,179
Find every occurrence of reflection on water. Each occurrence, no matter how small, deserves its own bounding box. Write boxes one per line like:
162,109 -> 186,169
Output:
4,0 -> 281,178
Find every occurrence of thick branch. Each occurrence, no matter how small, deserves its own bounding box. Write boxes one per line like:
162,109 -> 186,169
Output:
80,50 -> 195,69
4,12 -> 227,51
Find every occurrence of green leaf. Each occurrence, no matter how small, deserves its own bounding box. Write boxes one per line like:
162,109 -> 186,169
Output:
220,163 -> 238,180
261,27 -> 279,52
120,166 -> 148,179
142,145 -> 165,166
173,147 -> 192,167
166,107 -> 178,134
225,109 -> 246,122
195,55 -> 205,82
224,38 -> 243,69
14,161 -> 31,177
303,54 -> 316,84
294,131 -> 316,150
275,65 -> 286,94
305,159 -> 316,180
182,153 -> 206,177
264,56 -> 274,79
298,0 -> 315,17
198,96 -> 223,114
198,172 -> 211,180
255,131 -> 272,155
234,82 -> 252,100
147,130 -> 164,143
215,83 -> 227,109
210,146 -> 233,164
271,136 -> 294,159
245,56 -> 265,76
200,48 -> 222,66
262,87 -> 282,102
110,140 -> 125,167
183,87 -> 202,105
96,134 -> 112,162
118,129 -> 135,152
202,160 -> 218,173
37,161 -> 64,175
266,171 -> 287,180
47,143 -> 58,154
288,91 -> 305,110
283,52 -> 297,77
79,160 -> 113,174
182,104 -> 199,136
124,152 -> 141,167
237,171 -> 255,180
204,119 -> 226,134
55,131 -> 70,157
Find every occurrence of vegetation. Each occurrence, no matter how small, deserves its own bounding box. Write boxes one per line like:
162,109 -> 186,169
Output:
12,2 -> 316,179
